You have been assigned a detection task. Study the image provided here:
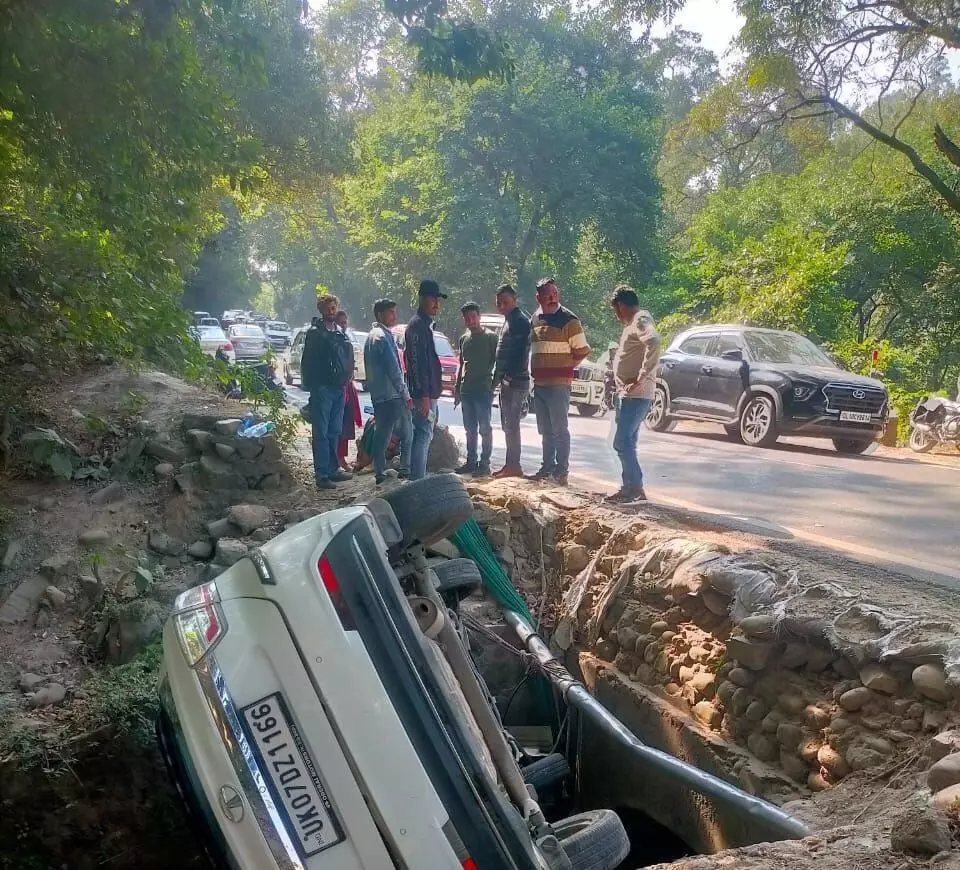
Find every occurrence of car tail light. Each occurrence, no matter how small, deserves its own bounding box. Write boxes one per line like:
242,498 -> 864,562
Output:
316,555 -> 356,630
173,581 -> 227,667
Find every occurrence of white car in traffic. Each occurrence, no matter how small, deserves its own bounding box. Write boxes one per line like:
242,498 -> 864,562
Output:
194,325 -> 236,364
227,324 -> 269,362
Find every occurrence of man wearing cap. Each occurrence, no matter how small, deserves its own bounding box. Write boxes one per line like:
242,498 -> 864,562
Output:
492,283 -> 531,478
404,279 -> 445,480
454,301 -> 498,476
607,285 -> 660,503
528,278 -> 591,486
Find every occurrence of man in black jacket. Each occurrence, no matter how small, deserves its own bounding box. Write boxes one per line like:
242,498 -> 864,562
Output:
404,279 -> 445,480
492,284 -> 531,478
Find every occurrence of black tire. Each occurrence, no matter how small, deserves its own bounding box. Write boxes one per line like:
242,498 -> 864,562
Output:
432,558 -> 482,599
553,809 -> 630,870
576,403 -> 599,417
723,423 -> 743,443
833,438 -> 873,455
909,428 -> 934,453
739,394 -> 779,447
644,386 -> 672,432
382,474 -> 474,546
522,753 -> 571,792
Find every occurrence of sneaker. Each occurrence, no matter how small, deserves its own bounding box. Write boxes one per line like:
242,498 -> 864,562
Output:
455,461 -> 479,475
330,470 -> 354,482
525,467 -> 555,481
492,466 -> 524,479
375,469 -> 398,485
397,468 -> 409,480
552,472 -> 569,487
473,464 -> 491,478
316,478 -> 337,490
604,487 -> 647,504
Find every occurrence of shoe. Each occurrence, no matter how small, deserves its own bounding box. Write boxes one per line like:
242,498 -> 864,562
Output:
604,487 -> 647,504
552,472 -> 569,486
525,467 -> 555,481
375,469 -> 398,484
455,461 -> 479,475
473,464 -> 491,478
316,478 -> 337,490
330,470 -> 354,482
397,469 -> 409,480
492,466 -> 524,479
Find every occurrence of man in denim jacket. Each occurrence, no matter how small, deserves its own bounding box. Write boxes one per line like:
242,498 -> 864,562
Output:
363,298 -> 413,484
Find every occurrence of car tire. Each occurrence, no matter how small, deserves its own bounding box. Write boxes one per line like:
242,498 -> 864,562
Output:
739,394 -> 779,447
723,423 -> 743,442
576,404 -> 599,417
833,438 -> 874,455
522,753 -> 571,792
432,558 -> 482,600
383,474 -> 474,546
909,428 -> 934,453
552,809 -> 630,870
645,386 -> 672,432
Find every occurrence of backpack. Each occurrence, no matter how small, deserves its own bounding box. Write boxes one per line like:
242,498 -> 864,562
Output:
301,326 -> 354,390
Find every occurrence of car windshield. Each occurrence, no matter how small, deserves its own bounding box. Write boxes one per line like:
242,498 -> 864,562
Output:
230,326 -> 264,338
433,333 -> 454,356
267,322 -> 289,331
744,331 -> 837,367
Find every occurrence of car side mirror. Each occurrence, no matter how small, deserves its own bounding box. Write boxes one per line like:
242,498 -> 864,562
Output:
721,349 -> 744,361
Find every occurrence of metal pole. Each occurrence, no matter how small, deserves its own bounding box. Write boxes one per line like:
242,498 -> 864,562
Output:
503,610 -> 809,842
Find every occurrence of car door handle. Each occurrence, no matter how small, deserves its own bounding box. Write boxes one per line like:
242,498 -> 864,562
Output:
701,365 -> 713,374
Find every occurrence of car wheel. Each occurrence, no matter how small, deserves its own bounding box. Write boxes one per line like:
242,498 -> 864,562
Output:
740,394 -> 778,447
432,558 -> 482,601
522,753 -> 570,791
552,809 -> 630,870
723,424 -> 743,442
833,438 -> 874,455
576,404 -> 599,417
644,387 -> 672,432
382,473 -> 474,546
909,428 -> 934,453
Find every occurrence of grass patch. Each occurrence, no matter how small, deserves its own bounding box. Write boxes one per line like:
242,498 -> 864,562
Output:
85,642 -> 163,746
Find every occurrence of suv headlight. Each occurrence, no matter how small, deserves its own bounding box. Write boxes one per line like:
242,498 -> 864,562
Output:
790,382 -> 818,402
173,581 -> 227,667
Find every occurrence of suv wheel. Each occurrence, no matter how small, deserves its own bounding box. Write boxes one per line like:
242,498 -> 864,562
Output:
645,387 -> 671,432
740,394 -> 778,447
576,403 -> 600,417
833,438 -> 873,455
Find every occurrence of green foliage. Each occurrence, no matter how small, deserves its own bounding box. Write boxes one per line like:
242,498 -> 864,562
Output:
85,642 -> 163,746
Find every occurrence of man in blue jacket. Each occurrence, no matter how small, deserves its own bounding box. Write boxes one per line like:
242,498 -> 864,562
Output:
404,279 -> 445,480
364,298 -> 413,484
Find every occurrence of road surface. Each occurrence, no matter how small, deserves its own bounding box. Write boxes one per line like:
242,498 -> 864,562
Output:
287,384 -> 960,586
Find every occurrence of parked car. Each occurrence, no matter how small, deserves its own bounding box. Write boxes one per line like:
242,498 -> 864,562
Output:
347,329 -> 368,391
285,327 -> 366,388
227,324 -> 269,362
646,325 -> 889,453
392,326 -> 458,395
265,320 -> 293,350
198,317 -> 221,329
157,476 -> 628,870
570,360 -> 607,417
193,310 -> 212,324
194,325 -> 235,364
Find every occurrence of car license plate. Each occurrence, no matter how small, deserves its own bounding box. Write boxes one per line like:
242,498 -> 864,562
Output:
571,385 -> 587,396
241,693 -> 345,858
840,411 -> 872,423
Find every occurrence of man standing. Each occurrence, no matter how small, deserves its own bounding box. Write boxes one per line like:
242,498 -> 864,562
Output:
528,278 -> 591,486
607,285 -> 660,503
492,284 -> 531,478
454,302 -> 498,476
404,279 -> 445,480
364,298 -> 413,484
300,294 -> 355,490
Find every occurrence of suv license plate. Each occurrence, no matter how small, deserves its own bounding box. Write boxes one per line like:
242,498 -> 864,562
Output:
839,411 -> 872,423
241,692 -> 345,858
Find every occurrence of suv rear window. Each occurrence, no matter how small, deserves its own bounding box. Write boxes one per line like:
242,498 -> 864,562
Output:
679,334 -> 714,355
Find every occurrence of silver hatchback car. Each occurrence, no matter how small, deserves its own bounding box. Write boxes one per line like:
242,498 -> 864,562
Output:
228,324 -> 269,362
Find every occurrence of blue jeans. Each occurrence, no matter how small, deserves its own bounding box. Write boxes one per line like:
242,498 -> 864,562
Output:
613,396 -> 652,490
533,385 -> 572,473
499,382 -> 528,468
461,392 -> 493,466
310,386 -> 346,482
410,399 -> 438,481
372,398 -> 413,477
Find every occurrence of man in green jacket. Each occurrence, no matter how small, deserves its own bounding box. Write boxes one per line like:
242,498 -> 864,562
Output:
455,301 -> 498,476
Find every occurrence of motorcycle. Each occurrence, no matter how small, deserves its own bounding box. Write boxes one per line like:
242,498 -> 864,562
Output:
908,396 -> 960,452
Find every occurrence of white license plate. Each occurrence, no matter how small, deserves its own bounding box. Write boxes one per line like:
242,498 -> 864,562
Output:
840,411 -> 872,423
571,386 -> 588,396
242,693 -> 345,858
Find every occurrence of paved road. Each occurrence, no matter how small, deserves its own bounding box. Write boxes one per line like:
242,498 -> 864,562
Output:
288,385 -> 960,584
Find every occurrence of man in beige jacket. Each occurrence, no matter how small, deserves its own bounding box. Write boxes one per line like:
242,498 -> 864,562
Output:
607,285 -> 660,503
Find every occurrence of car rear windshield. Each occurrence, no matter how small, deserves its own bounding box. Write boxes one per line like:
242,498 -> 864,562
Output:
198,327 -> 226,340
433,333 -> 454,356
744,331 -> 837,367
230,326 -> 264,338
267,322 -> 289,331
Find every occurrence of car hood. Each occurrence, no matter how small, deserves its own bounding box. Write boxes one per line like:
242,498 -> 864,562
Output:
753,363 -> 885,389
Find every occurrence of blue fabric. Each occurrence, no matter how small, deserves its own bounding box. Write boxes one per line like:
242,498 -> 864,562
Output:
372,397 -> 413,477
613,396 -> 652,490
310,386 -> 346,482
533,384 -> 572,473
410,399 -> 438,480
461,391 -> 493,465
364,324 -> 408,404
499,383 -> 527,468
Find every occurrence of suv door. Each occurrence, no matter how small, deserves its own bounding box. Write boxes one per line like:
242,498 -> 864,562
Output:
696,331 -> 748,420
667,332 -> 717,412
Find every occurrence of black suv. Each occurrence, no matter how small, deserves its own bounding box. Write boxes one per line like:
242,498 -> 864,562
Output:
646,325 -> 889,453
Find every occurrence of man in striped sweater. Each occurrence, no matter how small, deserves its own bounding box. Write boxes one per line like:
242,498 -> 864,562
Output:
528,278 -> 591,485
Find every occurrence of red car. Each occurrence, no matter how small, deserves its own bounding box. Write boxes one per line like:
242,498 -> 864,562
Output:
391,326 -> 459,395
